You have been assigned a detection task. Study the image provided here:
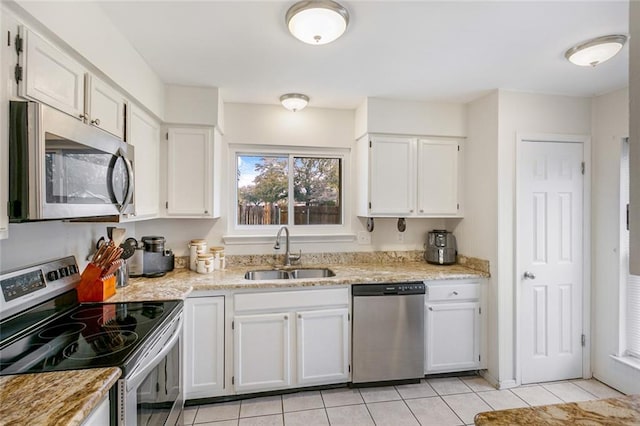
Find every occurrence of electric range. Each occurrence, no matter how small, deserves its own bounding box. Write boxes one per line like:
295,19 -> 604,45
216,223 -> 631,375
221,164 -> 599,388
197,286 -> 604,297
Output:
0,256 -> 184,425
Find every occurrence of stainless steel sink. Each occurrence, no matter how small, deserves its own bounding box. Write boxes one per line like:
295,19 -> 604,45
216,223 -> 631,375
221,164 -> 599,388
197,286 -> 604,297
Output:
243,268 -> 335,280
289,268 -> 336,279
243,270 -> 290,280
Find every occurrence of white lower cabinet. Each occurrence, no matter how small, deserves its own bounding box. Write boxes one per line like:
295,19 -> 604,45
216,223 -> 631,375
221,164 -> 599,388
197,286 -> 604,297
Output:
233,288 -> 349,394
425,280 -> 482,374
297,309 -> 349,385
184,296 -> 225,399
234,313 -> 291,392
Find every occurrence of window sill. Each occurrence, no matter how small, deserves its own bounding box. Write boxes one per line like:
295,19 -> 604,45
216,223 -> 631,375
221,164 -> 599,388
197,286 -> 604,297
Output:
610,354 -> 640,372
222,233 -> 356,245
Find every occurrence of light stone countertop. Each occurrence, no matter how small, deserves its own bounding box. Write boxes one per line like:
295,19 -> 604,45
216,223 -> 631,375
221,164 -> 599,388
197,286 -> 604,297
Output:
0,367 -> 120,426
474,394 -> 640,425
107,260 -> 489,302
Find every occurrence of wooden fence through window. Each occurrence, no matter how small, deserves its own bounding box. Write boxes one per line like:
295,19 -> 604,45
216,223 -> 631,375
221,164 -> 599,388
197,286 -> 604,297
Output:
238,204 -> 340,225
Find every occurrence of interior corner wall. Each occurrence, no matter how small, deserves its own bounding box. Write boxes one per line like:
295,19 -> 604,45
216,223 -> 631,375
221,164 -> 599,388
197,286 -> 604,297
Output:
456,90 -> 500,383
496,91 -> 591,385
591,88 -> 640,395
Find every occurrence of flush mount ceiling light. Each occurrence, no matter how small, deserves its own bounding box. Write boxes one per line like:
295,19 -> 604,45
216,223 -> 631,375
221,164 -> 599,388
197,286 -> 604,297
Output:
280,93 -> 309,111
564,34 -> 628,67
286,0 -> 349,45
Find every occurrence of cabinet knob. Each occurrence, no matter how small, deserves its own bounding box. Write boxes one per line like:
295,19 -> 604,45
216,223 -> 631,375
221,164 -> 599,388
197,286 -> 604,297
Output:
298,314 -> 302,319
428,307 -> 433,311
79,113 -> 87,120
410,209 -> 414,213
91,118 -> 101,126
204,210 -> 208,214
284,315 -> 288,320
420,209 -> 424,213
453,291 -> 459,295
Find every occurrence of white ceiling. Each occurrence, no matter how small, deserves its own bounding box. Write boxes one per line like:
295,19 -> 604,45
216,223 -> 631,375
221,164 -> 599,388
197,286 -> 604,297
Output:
98,1 -> 629,109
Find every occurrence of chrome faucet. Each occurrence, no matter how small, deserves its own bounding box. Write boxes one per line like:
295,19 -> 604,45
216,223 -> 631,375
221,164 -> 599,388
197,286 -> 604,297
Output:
274,226 -> 301,266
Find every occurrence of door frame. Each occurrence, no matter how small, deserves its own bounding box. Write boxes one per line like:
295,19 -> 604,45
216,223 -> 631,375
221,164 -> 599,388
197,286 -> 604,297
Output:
514,132 -> 592,385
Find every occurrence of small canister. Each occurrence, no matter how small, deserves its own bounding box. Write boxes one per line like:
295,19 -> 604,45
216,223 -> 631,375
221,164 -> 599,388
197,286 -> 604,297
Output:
196,253 -> 214,274
189,239 -> 207,271
209,246 -> 225,270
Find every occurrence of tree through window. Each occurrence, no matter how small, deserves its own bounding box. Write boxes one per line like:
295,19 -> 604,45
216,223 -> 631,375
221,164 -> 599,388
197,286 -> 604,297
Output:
237,154 -> 342,226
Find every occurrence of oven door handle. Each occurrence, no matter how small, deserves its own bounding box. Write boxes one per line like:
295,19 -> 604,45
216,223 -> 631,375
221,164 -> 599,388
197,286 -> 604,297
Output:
127,315 -> 183,391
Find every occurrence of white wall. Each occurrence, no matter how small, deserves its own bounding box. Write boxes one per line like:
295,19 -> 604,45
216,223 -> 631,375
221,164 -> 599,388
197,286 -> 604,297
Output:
8,1 -> 165,119
630,0 -> 640,275
137,102 -> 449,257
165,85 -> 221,127
456,90 -> 500,383
497,91 -> 592,385
591,88 -> 640,394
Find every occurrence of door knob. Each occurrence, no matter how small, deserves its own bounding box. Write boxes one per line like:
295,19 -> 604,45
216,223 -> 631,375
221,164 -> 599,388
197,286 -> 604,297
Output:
523,271 -> 536,280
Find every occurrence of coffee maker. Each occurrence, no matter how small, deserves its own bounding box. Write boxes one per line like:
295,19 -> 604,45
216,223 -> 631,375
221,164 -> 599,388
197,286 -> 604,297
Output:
129,236 -> 174,278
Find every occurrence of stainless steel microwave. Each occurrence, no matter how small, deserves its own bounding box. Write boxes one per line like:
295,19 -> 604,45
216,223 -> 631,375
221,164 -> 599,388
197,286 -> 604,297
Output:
8,101 -> 135,222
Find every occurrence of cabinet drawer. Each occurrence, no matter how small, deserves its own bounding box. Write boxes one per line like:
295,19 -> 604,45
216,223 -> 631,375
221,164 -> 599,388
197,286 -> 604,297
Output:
427,283 -> 480,301
234,287 -> 349,312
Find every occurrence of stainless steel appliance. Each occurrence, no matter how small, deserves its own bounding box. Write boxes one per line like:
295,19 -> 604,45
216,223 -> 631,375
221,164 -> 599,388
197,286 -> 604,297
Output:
8,100 -> 135,222
140,236 -> 175,278
425,230 -> 457,265
352,282 -> 425,384
0,257 -> 183,426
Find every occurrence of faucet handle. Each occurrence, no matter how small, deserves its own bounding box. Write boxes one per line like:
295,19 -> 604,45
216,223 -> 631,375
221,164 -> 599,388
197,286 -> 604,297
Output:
289,250 -> 302,264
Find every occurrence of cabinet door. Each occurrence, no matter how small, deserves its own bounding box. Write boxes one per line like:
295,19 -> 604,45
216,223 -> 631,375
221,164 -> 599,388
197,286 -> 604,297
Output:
417,139 -> 460,216
166,127 -> 214,217
234,313 -> 291,393
425,301 -> 480,373
297,308 -> 349,385
21,27 -> 86,119
369,136 -> 416,216
185,297 -> 225,399
87,75 -> 125,139
129,105 -> 160,218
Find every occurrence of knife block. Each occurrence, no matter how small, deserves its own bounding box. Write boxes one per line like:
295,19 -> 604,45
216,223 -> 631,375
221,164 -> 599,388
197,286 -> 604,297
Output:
77,274 -> 116,302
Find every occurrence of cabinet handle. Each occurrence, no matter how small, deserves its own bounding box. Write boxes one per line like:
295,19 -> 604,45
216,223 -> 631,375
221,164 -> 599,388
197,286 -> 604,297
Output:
420,209 -> 424,213
453,291 -> 459,295
79,113 -> 87,120
428,307 -> 433,311
204,210 -> 208,214
91,118 -> 101,126
410,209 -> 414,213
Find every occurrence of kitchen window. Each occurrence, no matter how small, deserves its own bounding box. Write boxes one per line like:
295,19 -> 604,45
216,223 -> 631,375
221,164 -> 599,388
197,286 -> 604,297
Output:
228,146 -> 351,242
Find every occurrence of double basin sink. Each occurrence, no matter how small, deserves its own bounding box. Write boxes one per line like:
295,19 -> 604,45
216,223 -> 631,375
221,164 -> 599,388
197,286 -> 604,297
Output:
244,268 -> 335,280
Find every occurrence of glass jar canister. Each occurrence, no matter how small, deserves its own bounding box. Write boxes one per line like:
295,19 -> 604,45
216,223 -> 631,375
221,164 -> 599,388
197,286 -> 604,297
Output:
209,246 -> 225,270
196,253 -> 214,274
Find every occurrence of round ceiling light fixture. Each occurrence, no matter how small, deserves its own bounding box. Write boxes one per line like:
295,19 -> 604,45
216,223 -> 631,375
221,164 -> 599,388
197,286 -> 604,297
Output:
280,93 -> 310,112
286,0 -> 349,45
564,34 -> 628,67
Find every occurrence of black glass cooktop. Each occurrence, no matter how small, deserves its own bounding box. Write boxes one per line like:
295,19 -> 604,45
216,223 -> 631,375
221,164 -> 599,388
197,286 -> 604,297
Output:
0,298 -> 181,377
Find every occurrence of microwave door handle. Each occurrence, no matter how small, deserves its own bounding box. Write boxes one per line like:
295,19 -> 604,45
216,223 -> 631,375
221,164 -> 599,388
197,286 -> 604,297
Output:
126,315 -> 183,391
120,155 -> 134,213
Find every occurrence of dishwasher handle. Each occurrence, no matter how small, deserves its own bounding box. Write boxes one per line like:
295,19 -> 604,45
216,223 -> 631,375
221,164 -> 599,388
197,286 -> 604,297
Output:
352,282 -> 425,296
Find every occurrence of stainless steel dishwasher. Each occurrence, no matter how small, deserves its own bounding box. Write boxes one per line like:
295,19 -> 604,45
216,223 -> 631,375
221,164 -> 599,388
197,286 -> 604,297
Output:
352,282 -> 425,384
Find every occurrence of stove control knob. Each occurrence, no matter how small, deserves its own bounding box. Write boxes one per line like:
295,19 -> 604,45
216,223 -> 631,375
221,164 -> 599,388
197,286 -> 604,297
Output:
58,267 -> 69,278
47,270 -> 59,281
68,264 -> 78,275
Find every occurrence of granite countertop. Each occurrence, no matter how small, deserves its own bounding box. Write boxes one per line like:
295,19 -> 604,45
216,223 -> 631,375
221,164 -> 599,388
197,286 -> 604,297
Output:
107,259 -> 489,302
474,394 -> 640,425
0,367 -> 120,426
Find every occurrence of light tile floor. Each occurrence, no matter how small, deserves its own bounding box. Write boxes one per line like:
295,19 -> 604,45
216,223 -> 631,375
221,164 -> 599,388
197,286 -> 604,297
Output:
182,376 -> 624,426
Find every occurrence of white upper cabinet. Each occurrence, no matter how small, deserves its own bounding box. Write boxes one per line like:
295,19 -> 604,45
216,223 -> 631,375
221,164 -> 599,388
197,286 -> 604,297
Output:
166,127 -> 219,218
20,27 -> 86,120
368,136 -> 416,216
417,139 -> 461,216
128,104 -> 160,219
356,134 -> 463,217
86,75 -> 126,139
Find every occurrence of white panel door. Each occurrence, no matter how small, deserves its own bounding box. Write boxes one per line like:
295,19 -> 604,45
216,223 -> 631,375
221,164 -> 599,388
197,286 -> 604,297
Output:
21,27 -> 86,119
425,302 -> 480,373
184,297 -> 225,399
167,127 -> 213,217
234,313 -> 291,393
129,105 -> 160,218
519,140 -> 584,384
87,75 -> 125,139
369,136 -> 416,215
297,308 -> 349,385
417,139 -> 460,216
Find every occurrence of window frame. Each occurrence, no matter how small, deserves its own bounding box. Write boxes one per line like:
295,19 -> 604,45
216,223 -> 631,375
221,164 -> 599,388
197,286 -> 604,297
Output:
225,144 -> 352,241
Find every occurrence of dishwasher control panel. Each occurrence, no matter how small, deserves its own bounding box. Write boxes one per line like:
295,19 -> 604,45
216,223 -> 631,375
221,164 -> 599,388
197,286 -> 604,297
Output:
352,282 -> 425,296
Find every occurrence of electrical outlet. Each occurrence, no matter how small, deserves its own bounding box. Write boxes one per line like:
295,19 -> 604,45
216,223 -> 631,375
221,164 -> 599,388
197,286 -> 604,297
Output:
397,232 -> 405,242
357,231 -> 371,245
